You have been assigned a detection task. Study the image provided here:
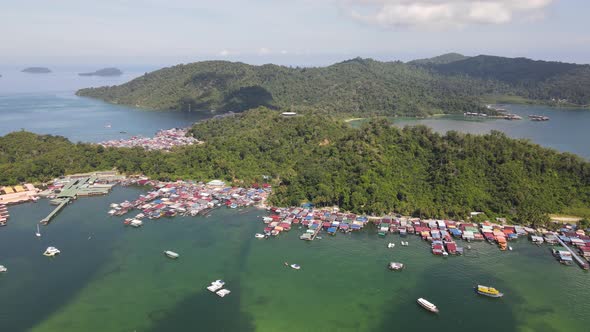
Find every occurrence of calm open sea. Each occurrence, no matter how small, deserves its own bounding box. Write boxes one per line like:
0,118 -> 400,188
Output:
1,67 -> 589,331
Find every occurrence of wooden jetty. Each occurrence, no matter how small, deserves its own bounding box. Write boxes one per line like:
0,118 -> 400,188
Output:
557,236 -> 589,270
41,198 -> 70,225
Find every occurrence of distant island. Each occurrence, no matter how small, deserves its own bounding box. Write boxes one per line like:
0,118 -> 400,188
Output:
76,53 -> 590,116
78,67 -> 123,77
21,67 -> 52,74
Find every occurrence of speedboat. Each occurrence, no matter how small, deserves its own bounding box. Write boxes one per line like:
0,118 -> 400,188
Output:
43,246 -> 61,257
255,233 -> 265,239
388,262 -> 404,271
476,285 -> 504,298
417,298 -> 439,313
401,241 -> 409,246
290,264 -> 301,270
130,219 -> 143,227
0,265 -> 7,273
216,289 -> 231,297
508,246 -> 513,251
164,250 -> 179,259
387,243 -> 395,248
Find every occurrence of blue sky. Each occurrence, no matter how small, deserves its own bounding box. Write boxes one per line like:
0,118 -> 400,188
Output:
1,0 -> 588,66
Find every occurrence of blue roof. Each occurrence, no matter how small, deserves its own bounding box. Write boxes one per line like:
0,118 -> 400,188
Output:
351,224 -> 361,229
327,227 -> 337,232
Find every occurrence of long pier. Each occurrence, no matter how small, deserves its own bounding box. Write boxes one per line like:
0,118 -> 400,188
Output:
41,198 -> 70,225
557,236 -> 589,270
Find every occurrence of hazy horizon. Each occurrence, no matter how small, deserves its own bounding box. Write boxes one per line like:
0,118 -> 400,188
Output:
1,1 -> 589,67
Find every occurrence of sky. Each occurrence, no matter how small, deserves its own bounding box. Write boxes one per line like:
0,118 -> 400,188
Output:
1,0 -> 589,67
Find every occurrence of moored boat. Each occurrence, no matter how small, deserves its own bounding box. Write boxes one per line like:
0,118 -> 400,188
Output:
43,246 -> 61,257
387,242 -> 395,248
164,250 -> 179,259
255,233 -> 265,239
0,265 -> 7,273
388,262 -> 404,271
216,289 -> 231,297
476,285 -> 504,298
417,298 -> 439,313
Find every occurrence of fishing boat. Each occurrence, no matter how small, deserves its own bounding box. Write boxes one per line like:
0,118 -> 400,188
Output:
476,285 -> 504,298
255,233 -> 265,239
35,224 -> 41,237
0,265 -> 7,273
130,219 -> 143,228
43,246 -> 61,257
387,243 -> 395,248
388,262 -> 404,271
164,250 -> 179,259
417,298 -> 439,313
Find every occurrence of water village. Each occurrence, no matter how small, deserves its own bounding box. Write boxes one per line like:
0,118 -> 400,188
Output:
258,206 -> 590,270
108,178 -> 271,224
99,128 -> 203,151
1,172 -> 589,273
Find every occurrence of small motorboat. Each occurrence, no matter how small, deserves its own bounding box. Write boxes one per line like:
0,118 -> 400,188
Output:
216,289 -> 231,297
255,233 -> 265,239
388,262 -> 404,271
401,241 -> 409,246
290,264 -> 301,270
0,265 -> 7,273
130,219 -> 143,228
387,243 -> 395,248
442,252 -> 449,257
43,246 -> 61,257
35,224 -> 41,237
207,280 -> 226,292
417,298 -> 439,313
508,246 -> 513,251
476,285 -> 504,298
164,250 -> 179,259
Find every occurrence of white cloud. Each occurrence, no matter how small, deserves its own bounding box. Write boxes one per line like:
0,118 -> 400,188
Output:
337,0 -> 554,28
219,49 -> 230,56
258,47 -> 271,55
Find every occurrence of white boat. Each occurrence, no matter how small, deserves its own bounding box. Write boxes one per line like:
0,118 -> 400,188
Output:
255,233 -> 265,239
401,241 -> 409,246
0,265 -> 7,273
108,209 -> 116,216
130,219 -> 143,227
417,298 -> 439,313
388,262 -> 404,271
35,224 -> 41,237
508,246 -> 513,251
387,243 -> 395,248
290,264 -> 301,270
43,246 -> 61,257
109,203 -> 119,208
216,289 -> 231,297
207,280 -> 226,292
164,250 -> 179,259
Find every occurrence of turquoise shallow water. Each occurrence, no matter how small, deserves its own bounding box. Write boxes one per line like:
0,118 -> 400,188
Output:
0,187 -> 588,332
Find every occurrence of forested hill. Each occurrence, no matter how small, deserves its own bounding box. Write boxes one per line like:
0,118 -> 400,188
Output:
76,58 -> 490,117
408,53 -> 470,65
419,55 -> 590,106
2,108 -> 590,223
